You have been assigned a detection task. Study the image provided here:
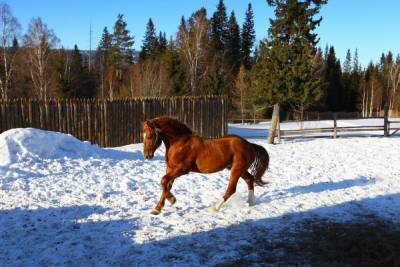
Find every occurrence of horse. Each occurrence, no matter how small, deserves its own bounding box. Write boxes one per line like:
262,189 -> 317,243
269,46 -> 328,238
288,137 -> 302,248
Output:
142,116 -> 270,215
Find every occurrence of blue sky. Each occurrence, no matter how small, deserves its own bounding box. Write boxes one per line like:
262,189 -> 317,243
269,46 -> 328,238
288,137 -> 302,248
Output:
6,0 -> 400,67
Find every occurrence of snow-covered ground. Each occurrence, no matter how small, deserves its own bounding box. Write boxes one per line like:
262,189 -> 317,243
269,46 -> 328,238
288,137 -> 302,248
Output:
1,122 -> 400,265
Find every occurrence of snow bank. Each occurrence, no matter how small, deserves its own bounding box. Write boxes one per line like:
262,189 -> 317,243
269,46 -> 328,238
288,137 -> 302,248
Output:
0,128 -> 101,166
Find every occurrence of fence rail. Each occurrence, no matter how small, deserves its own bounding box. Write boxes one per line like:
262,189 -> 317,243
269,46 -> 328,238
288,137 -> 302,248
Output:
0,97 -> 228,147
277,108 -> 400,141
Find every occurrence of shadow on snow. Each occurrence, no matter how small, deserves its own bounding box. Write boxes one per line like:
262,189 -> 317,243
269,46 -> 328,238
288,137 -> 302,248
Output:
1,187 -> 400,265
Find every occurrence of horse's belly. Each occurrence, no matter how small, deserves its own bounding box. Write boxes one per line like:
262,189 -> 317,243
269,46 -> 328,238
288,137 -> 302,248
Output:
195,155 -> 230,173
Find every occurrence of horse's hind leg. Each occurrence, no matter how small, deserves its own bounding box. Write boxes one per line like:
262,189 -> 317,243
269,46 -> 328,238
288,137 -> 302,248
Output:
209,167 -> 243,212
241,171 -> 255,206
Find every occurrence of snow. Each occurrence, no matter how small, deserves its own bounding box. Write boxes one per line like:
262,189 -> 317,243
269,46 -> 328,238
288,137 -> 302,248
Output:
1,125 -> 400,265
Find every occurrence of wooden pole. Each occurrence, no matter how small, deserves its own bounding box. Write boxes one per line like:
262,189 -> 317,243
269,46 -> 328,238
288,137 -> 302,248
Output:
268,103 -> 280,144
277,113 -> 281,143
333,112 -> 337,139
384,105 -> 389,137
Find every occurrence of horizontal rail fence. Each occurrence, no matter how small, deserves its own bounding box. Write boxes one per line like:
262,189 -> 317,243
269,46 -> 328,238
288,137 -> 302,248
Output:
0,97 -> 228,147
278,108 -> 400,141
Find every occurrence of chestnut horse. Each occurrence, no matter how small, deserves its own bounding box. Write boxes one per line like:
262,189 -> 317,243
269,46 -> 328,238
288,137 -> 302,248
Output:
142,116 -> 269,215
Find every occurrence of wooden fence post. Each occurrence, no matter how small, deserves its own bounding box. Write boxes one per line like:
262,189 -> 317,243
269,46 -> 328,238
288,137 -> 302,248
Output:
333,112 -> 337,139
268,103 -> 280,144
384,105 -> 389,137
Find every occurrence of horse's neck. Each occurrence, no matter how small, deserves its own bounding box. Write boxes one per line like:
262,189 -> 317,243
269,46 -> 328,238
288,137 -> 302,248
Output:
160,131 -> 189,150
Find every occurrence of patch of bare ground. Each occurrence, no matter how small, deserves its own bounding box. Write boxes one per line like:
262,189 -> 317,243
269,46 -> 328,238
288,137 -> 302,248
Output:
217,216 -> 400,266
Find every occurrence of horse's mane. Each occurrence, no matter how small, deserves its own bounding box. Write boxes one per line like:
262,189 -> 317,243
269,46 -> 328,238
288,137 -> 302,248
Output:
151,116 -> 193,137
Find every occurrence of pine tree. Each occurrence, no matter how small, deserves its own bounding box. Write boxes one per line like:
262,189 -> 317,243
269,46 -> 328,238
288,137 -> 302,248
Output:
252,0 -> 326,116
353,48 -> 360,73
157,31 -> 167,54
161,40 -> 186,95
225,11 -> 241,77
52,48 -> 71,98
342,49 -> 352,110
95,27 -> 112,99
324,46 -> 344,111
347,49 -> 362,111
209,0 -> 228,55
202,55 -> 226,95
140,18 -> 158,60
343,49 -> 352,74
70,45 -> 95,98
110,14 -> 134,77
241,3 -> 255,69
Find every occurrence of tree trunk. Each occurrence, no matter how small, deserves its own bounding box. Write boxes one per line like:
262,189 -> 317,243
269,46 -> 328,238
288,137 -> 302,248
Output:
268,103 -> 280,144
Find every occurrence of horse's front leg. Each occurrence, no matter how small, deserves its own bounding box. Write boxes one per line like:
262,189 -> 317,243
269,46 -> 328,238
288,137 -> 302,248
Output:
151,169 -> 182,215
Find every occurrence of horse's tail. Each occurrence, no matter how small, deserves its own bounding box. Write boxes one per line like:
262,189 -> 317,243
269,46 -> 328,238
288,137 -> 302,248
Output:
249,143 -> 269,186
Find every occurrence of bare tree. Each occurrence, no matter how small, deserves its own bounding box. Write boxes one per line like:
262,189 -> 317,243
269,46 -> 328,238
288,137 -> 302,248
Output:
0,2 -> 20,99
388,58 -> 400,114
232,64 -> 253,123
177,8 -> 208,96
23,17 -> 59,100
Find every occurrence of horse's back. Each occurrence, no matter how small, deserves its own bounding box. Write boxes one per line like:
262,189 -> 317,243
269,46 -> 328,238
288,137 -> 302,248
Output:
192,134 -> 254,173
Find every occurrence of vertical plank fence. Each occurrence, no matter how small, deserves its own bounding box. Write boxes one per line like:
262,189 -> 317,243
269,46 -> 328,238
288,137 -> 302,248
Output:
0,96 -> 228,147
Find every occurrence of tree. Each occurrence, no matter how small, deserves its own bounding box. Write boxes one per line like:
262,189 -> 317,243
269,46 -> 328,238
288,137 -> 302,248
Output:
252,0 -> 326,117
342,49 -> 353,110
361,63 -> 382,117
95,27 -> 112,99
108,14 -> 134,99
225,11 -> 241,77
23,17 -> 59,100
343,49 -> 352,74
241,3 -> 255,69
0,2 -> 20,99
324,46 -> 344,111
232,64 -> 252,122
161,39 -> 186,95
202,54 -> 225,95
140,18 -> 158,60
70,45 -> 95,98
52,47 -> 71,98
388,55 -> 400,113
177,9 -> 208,95
209,0 -> 228,55
157,31 -> 167,54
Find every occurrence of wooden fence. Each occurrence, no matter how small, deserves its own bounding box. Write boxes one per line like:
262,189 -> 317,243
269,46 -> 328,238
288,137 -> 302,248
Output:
277,107 -> 400,141
0,96 -> 228,147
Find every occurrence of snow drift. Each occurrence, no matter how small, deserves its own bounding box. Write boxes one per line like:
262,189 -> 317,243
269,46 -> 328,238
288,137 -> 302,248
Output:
0,128 -> 101,166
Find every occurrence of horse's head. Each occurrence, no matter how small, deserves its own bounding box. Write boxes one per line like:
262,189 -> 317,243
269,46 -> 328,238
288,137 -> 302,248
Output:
142,120 -> 162,159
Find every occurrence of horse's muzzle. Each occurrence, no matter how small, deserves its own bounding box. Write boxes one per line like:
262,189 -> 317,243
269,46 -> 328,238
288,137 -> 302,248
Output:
145,155 -> 154,160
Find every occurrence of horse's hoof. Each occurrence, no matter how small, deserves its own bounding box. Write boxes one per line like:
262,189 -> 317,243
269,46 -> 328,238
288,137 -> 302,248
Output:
248,198 -> 256,206
167,196 -> 176,205
150,209 -> 161,215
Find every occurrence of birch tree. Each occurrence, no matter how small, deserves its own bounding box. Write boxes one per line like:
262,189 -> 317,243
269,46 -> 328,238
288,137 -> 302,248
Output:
23,17 -> 59,100
0,2 -> 20,99
388,57 -> 400,114
177,8 -> 208,95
